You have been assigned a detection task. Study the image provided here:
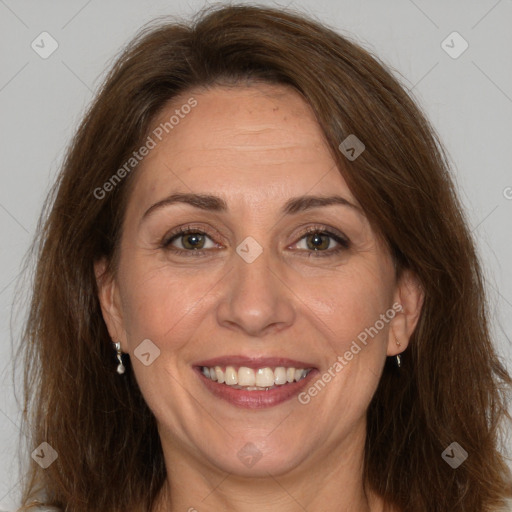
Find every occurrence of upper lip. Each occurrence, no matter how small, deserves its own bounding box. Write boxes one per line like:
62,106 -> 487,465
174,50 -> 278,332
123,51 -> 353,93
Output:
194,355 -> 317,369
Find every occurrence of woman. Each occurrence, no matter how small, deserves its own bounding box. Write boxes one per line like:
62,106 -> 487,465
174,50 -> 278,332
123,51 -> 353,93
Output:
16,4 -> 512,512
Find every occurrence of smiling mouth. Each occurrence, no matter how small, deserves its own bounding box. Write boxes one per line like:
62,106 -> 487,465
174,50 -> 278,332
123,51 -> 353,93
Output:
199,365 -> 313,391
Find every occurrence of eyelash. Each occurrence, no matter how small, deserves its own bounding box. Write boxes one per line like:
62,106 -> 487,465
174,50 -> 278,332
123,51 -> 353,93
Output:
160,224 -> 350,258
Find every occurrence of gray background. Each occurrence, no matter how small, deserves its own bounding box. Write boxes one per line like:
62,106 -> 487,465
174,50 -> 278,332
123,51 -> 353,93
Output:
1,0 -> 511,509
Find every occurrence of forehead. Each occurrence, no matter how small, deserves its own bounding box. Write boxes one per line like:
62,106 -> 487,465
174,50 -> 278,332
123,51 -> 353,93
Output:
128,84 -> 358,211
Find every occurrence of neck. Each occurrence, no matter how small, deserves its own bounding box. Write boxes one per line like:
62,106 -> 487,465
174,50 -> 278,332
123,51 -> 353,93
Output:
153,419 -> 385,512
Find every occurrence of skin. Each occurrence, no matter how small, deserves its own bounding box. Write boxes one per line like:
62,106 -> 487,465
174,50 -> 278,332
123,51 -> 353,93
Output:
96,83 -> 423,512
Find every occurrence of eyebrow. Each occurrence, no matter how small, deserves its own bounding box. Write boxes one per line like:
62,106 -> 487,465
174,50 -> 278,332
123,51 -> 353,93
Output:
141,192 -> 361,223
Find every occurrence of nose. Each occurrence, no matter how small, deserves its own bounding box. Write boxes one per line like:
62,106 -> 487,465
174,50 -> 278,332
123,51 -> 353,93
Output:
215,246 -> 296,337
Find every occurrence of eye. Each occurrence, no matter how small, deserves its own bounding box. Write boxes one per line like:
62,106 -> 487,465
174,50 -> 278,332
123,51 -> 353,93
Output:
291,226 -> 350,257
161,226 -> 218,254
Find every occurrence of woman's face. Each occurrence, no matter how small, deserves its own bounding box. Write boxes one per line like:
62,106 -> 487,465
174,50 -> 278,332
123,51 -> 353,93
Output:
97,83 -> 421,478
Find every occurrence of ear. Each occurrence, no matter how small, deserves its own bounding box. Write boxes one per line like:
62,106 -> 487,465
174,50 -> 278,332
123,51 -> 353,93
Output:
94,257 -> 127,348
387,269 -> 424,356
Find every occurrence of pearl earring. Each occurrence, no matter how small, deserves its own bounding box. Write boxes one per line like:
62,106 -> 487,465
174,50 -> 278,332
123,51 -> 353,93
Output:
113,341 -> 125,374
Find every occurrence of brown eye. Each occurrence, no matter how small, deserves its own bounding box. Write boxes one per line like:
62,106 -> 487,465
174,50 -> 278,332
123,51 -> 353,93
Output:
181,232 -> 206,250
305,232 -> 331,251
163,230 -> 216,251
291,227 -> 350,257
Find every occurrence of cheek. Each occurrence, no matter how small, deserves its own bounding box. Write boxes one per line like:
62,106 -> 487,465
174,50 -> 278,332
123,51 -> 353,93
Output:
303,260 -> 394,349
117,256 -> 224,350
121,265 -> 193,341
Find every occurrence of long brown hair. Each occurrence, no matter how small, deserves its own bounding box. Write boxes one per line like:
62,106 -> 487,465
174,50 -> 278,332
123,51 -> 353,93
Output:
16,4 -> 512,511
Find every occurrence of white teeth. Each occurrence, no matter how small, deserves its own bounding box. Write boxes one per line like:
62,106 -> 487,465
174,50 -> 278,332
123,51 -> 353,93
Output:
224,366 -> 238,385
238,367 -> 255,386
274,367 -> 287,385
215,366 -> 224,383
201,365 -> 311,389
256,367 -> 274,387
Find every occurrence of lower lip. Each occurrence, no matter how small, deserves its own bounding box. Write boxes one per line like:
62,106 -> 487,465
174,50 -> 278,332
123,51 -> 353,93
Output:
195,367 -> 318,409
